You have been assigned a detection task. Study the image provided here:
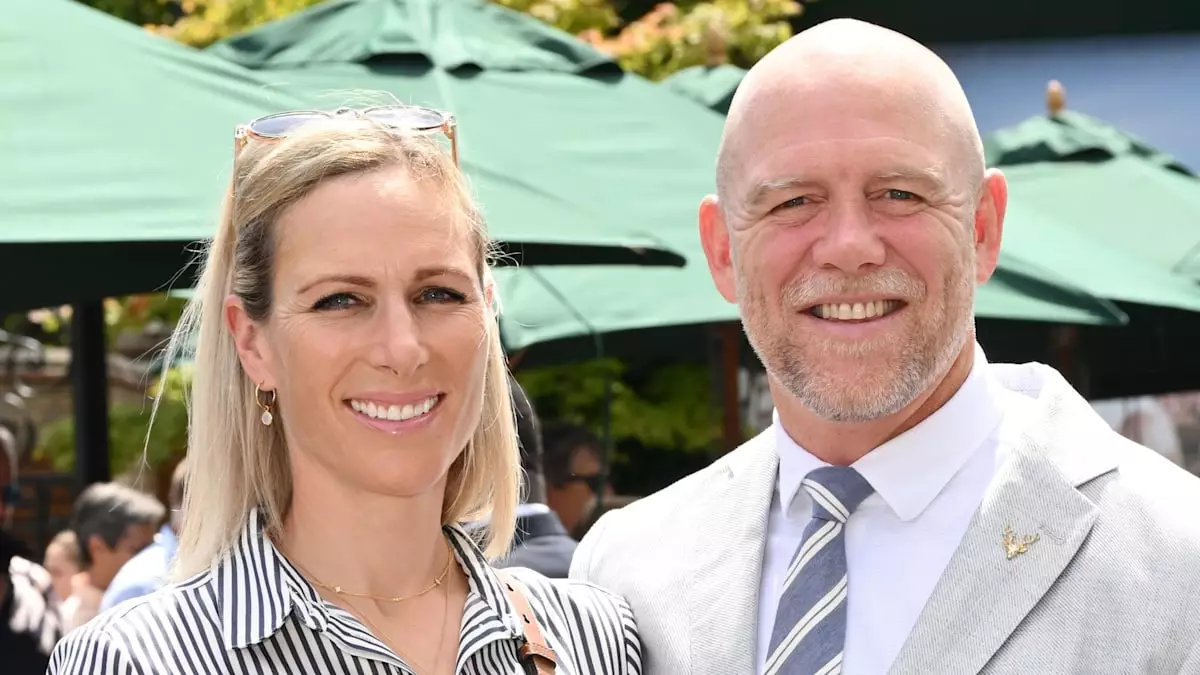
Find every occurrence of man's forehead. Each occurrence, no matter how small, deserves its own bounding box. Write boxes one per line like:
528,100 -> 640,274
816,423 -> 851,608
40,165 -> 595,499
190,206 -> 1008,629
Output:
731,135 -> 952,200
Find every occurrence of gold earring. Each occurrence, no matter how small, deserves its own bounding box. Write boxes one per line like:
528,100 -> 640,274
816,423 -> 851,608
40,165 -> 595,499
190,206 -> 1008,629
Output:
255,384 -> 276,427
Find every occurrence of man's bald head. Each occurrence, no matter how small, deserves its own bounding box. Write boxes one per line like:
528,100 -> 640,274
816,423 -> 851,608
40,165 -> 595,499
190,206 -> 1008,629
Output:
697,19 -> 1007,429
716,19 -> 985,212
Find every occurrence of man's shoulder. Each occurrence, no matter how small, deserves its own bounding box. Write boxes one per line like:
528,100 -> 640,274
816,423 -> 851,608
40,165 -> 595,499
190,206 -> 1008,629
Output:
1094,431 -> 1200,549
499,534 -> 576,579
505,565 -> 631,617
597,430 -> 772,534
101,540 -> 173,609
499,566 -> 639,659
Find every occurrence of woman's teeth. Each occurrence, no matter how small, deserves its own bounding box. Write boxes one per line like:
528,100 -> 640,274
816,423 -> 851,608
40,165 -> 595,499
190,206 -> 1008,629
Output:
349,396 -> 438,421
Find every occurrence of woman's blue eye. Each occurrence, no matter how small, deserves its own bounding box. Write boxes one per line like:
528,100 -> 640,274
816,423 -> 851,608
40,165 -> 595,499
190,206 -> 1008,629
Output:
312,293 -> 359,311
420,287 -> 466,304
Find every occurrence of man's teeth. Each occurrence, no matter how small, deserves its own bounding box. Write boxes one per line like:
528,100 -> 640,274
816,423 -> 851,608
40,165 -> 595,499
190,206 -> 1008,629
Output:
349,396 -> 438,421
815,300 -> 900,321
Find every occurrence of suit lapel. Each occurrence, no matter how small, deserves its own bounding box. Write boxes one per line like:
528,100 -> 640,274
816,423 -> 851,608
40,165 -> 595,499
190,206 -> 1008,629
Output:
889,370 -> 1119,675
688,431 -> 778,675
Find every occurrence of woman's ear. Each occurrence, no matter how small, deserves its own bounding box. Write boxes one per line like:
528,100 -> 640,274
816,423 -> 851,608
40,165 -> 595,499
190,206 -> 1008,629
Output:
224,294 -> 275,389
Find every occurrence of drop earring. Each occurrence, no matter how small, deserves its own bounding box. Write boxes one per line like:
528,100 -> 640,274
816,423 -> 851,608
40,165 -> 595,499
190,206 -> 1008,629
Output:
255,383 -> 276,427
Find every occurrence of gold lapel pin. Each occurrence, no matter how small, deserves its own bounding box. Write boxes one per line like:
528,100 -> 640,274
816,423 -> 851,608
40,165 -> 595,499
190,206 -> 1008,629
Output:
1002,525 -> 1039,560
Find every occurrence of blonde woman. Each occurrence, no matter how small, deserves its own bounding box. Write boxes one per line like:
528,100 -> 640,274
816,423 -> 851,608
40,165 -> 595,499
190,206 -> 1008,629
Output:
49,107 -> 641,675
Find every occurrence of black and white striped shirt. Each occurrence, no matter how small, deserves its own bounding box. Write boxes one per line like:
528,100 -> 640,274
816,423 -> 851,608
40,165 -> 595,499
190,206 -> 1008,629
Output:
48,510 -> 641,674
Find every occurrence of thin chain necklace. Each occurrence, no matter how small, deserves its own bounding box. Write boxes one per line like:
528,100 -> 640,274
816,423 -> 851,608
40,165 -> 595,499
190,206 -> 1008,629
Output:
344,585 -> 455,675
288,542 -> 454,603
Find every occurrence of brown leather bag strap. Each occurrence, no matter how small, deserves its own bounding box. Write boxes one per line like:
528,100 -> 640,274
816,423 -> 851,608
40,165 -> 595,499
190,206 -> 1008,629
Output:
495,569 -> 557,675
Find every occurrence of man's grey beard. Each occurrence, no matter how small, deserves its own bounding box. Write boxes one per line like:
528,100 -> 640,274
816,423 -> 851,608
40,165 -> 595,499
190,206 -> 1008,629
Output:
738,265 -> 974,423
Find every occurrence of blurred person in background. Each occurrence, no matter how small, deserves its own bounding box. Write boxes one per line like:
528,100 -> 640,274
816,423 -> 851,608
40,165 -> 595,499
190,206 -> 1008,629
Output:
63,482 -> 163,631
100,459 -> 188,611
49,105 -> 641,674
42,530 -> 81,602
0,424 -> 62,673
496,374 -> 577,577
1117,397 -> 1185,466
542,422 -> 612,537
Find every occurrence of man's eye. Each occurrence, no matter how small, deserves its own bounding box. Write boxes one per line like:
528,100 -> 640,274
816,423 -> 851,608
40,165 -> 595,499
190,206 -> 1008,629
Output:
776,196 -> 810,210
886,189 -> 916,200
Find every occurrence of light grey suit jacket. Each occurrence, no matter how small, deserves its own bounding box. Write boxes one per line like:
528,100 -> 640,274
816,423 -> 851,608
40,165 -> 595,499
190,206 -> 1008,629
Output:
571,362 -> 1200,674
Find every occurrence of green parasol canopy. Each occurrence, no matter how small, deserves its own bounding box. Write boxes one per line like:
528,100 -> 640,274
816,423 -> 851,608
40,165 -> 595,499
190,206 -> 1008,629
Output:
662,64 -> 746,114
0,0 -> 684,314
987,109 -> 1200,282
209,0 -> 722,268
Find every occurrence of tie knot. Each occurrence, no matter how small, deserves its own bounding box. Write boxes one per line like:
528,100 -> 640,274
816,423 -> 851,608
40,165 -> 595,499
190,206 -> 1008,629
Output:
801,466 -> 874,523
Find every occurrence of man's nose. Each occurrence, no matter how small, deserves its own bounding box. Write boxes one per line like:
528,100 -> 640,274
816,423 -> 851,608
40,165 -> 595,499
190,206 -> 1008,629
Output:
810,201 -> 887,273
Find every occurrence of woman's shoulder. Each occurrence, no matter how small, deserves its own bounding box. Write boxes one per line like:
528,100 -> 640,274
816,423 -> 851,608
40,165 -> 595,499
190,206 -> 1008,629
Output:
503,566 -> 633,617
499,566 -> 642,671
48,573 -> 216,674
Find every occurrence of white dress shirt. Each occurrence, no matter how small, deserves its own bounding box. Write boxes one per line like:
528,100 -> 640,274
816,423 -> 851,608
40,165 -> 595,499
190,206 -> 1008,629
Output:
757,346 -> 1019,674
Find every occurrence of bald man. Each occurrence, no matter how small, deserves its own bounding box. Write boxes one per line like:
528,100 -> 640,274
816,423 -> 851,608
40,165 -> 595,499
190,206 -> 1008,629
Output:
571,19 -> 1200,675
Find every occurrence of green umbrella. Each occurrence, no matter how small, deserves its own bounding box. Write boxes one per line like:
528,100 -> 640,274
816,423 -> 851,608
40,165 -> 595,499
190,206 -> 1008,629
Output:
0,0 -> 684,314
662,64 -> 746,114
208,0 -> 720,268
987,109 -> 1200,281
986,105 -> 1200,398
0,0 -> 305,311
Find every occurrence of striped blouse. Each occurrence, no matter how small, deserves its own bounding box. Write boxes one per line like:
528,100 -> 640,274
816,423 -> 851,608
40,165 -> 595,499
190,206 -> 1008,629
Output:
48,510 -> 642,675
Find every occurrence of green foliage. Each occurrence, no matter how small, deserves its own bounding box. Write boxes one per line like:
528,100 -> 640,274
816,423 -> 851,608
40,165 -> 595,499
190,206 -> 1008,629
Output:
35,367 -> 191,476
75,0 -> 177,27
579,0 -> 802,80
21,294 -> 187,347
152,0 -> 328,48
516,359 -> 720,452
492,0 -> 620,35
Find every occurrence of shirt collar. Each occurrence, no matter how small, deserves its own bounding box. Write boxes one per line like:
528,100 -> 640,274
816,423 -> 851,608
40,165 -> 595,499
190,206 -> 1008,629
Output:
217,509 -> 524,652
155,524 -> 177,555
777,343 -> 1004,522
516,502 -> 552,518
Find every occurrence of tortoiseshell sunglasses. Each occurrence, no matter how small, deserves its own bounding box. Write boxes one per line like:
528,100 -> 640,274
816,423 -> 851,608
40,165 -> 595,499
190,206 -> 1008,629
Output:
234,105 -> 458,164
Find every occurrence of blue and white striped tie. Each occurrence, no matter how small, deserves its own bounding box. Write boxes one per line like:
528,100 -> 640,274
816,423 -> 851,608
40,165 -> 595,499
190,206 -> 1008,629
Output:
764,466 -> 874,675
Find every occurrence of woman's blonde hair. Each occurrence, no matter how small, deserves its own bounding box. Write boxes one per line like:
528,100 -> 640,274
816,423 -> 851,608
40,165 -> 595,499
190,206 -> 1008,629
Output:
165,114 -> 520,579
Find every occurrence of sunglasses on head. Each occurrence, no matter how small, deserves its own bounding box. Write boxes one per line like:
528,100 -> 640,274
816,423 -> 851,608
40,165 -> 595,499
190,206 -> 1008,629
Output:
234,105 -> 458,164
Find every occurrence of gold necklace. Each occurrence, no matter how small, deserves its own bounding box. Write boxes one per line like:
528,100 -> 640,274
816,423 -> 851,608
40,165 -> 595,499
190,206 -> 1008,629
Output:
289,542 -> 455,603
344,581 -> 454,675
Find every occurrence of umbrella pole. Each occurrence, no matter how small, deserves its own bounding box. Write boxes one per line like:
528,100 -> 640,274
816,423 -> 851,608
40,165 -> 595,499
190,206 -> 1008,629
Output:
593,331 -> 613,508
69,300 -> 111,487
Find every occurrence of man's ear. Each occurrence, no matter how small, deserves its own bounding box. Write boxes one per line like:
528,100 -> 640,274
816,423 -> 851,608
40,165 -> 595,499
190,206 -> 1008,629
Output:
973,169 -> 1007,284
87,534 -> 108,560
698,195 -> 738,303
224,295 -> 275,390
